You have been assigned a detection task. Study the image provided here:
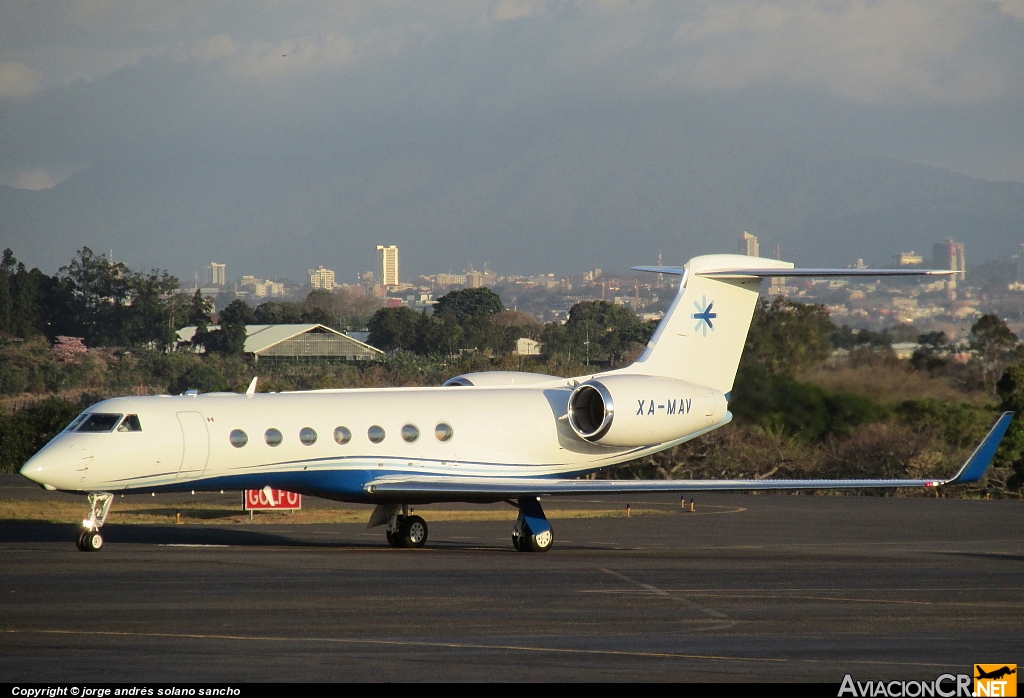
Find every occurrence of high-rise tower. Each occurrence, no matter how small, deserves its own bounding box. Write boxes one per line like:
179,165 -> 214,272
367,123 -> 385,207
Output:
308,265 -> 335,289
376,245 -> 399,286
208,262 -> 226,286
739,232 -> 759,257
932,239 -> 965,281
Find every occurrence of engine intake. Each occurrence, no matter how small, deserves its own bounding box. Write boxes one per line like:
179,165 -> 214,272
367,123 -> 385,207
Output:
567,382 -> 614,441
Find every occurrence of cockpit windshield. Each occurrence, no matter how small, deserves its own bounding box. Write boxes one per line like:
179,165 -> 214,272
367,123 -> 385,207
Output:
63,413 -> 89,432
76,413 -> 124,433
117,414 -> 142,432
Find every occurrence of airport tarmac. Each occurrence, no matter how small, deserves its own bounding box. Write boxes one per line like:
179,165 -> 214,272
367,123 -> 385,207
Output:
1,482 -> 1021,682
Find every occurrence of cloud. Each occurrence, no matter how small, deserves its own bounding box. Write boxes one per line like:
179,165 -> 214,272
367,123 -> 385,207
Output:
491,0 -> 545,22
672,1 -> 1008,102
993,0 -> 1024,19
228,31 -> 356,79
175,34 -> 239,63
3,167 -> 58,190
2,1 -> 1020,105
0,61 -> 39,98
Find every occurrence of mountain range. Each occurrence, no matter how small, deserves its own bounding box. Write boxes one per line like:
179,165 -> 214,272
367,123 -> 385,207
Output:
2,139 -> 1022,283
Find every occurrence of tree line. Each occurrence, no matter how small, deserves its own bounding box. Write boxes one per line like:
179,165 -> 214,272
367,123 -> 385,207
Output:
366,287 -> 657,364
0,248 -> 181,348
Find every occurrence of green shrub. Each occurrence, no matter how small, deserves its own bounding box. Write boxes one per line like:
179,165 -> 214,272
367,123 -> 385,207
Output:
730,368 -> 888,442
167,363 -> 230,394
0,397 -> 81,473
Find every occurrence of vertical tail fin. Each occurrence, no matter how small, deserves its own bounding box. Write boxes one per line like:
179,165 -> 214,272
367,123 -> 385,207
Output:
611,255 -> 790,394
614,254 -> 951,394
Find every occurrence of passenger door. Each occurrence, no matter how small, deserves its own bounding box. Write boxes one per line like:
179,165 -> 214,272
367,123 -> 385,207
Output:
177,411 -> 210,478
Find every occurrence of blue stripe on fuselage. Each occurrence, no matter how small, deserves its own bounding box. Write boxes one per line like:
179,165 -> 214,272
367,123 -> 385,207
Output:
109,465 -> 601,504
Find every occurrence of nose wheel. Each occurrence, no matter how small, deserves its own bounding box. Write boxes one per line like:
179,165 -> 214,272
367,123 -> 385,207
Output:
76,528 -> 103,552
75,492 -> 113,552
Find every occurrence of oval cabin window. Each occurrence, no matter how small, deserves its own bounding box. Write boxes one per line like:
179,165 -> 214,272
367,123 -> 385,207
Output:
265,428 -> 282,447
401,424 -> 419,443
334,426 -> 352,445
229,429 -> 248,448
435,423 -> 454,442
367,425 -> 385,443
299,427 -> 317,446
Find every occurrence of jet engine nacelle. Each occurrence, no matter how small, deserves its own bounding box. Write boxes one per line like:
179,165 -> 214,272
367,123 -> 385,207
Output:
567,375 -> 727,447
442,371 -> 564,387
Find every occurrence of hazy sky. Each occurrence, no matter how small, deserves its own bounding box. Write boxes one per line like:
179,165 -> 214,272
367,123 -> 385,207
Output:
2,1 -> 1023,279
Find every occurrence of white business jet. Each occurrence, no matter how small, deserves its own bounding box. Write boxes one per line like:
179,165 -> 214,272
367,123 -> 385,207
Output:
20,254 -> 1012,553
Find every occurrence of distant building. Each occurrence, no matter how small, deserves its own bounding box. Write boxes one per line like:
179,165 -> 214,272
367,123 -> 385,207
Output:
177,324 -> 384,363
895,251 -> 923,267
308,265 -> 335,289
335,283 -> 366,299
933,239 -> 966,281
238,276 -> 283,298
466,269 -> 484,288
254,281 -> 285,298
891,342 -> 920,360
376,245 -> 399,286
515,338 -> 542,356
208,262 -> 226,286
433,273 -> 466,287
740,231 -> 759,257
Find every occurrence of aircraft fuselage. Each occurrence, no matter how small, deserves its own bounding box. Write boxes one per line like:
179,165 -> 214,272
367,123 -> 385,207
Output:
22,381 -> 728,503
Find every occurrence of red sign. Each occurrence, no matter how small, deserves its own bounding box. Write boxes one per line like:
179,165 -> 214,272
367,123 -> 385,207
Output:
243,488 -> 301,510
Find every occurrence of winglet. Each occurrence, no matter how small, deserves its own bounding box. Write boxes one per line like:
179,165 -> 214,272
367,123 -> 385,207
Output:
944,412 -> 1013,485
245,377 -> 258,396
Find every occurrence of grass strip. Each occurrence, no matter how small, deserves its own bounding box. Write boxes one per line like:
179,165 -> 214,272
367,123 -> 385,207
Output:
0,501 -> 672,525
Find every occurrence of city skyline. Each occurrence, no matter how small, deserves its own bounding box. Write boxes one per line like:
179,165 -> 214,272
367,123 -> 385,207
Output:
182,234 -> 986,295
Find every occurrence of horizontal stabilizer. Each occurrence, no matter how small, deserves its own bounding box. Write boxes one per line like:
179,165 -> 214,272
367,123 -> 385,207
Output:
697,268 -> 956,279
632,265 -> 955,278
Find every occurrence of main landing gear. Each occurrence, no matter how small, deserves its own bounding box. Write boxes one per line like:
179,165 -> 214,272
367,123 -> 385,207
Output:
511,496 -> 553,553
76,492 -> 113,552
370,504 -> 429,548
367,497 -> 554,552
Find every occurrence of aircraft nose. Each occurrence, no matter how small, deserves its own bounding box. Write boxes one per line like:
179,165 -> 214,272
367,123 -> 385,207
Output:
20,454 -> 53,488
20,439 -> 87,491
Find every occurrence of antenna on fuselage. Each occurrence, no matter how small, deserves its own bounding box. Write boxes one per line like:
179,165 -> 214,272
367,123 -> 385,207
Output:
245,377 -> 258,396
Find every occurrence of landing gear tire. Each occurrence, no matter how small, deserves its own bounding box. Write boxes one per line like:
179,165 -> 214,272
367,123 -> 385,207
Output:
512,521 -> 553,553
512,530 -> 525,552
75,528 -> 88,551
385,528 -> 400,548
78,530 -> 103,552
397,515 -> 428,548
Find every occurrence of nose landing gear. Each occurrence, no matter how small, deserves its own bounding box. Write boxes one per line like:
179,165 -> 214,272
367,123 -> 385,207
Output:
76,492 -> 113,552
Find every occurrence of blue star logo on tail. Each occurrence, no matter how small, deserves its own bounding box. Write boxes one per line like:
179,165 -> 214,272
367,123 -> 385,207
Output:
691,295 -> 716,336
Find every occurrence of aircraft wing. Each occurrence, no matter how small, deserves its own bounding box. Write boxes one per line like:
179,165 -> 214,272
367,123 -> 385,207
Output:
364,413 -> 1012,499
